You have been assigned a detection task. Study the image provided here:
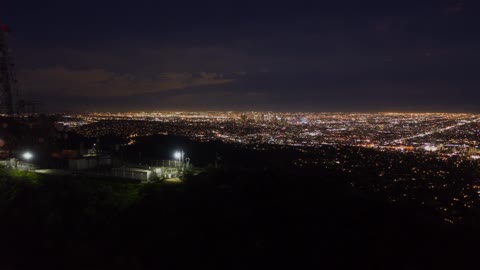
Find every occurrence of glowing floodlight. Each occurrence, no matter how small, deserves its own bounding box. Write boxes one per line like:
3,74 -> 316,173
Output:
174,151 -> 182,160
22,151 -> 33,161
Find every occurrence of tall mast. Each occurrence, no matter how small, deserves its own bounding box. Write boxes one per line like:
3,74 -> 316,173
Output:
0,20 -> 15,115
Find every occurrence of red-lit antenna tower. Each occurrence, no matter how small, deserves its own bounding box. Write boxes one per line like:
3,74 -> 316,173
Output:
0,19 -> 16,115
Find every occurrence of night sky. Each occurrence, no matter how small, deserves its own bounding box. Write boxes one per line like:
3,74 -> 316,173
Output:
3,0 -> 480,112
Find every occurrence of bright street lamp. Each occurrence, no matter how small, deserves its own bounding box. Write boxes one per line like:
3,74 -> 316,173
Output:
174,150 -> 186,165
22,151 -> 33,161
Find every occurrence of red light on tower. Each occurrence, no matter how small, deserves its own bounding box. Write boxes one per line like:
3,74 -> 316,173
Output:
0,24 -> 10,33
0,18 -> 10,32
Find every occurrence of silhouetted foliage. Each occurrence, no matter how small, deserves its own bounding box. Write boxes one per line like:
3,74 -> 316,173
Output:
1,162 -> 479,270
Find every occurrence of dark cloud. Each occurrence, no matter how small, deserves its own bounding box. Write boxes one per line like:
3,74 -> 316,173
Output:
443,1 -> 465,14
3,0 -> 480,112
18,67 -> 237,96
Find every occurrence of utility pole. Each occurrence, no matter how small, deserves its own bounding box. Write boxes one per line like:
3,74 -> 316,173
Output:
0,20 -> 15,115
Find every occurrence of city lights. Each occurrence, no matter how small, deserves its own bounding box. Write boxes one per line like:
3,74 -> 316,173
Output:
66,112 -> 480,160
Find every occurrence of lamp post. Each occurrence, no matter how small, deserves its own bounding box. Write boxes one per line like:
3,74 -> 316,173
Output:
173,150 -> 185,169
22,151 -> 33,161
22,151 -> 33,171
174,151 -> 182,161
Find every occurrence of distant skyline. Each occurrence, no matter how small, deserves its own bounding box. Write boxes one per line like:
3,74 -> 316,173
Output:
3,0 -> 480,112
